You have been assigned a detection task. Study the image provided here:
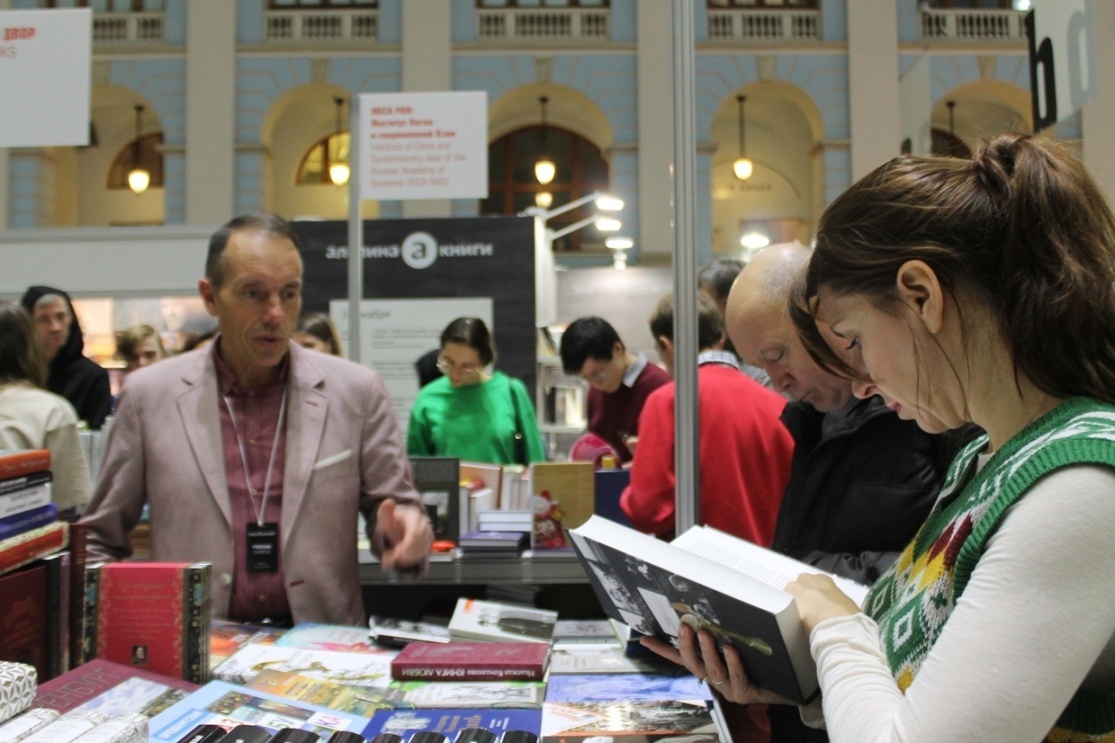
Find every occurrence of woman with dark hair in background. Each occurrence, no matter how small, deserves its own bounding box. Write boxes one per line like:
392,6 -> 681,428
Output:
293,312 -> 344,356
407,317 -> 545,465
0,303 -> 93,518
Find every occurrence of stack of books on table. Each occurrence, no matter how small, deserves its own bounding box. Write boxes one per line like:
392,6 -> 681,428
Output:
0,450 -> 68,579
457,530 -> 530,558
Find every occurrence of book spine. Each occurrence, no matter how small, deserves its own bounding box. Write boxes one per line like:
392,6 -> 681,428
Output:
0,450 -> 51,480
67,522 -> 87,672
183,563 -> 211,684
0,471 -> 51,497
0,522 -> 68,578
0,503 -> 58,542
42,551 -> 68,681
0,708 -> 59,742
391,665 -> 545,682
81,562 -> 103,667
0,484 -> 52,521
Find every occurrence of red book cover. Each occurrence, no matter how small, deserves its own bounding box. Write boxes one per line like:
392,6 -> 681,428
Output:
0,449 -> 51,480
87,562 -> 211,683
33,658 -> 199,715
0,521 -> 68,578
391,641 -> 550,681
0,562 -> 49,679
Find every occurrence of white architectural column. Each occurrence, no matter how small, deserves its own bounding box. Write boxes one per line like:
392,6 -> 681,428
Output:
847,0 -> 900,180
0,0 -> 11,228
185,0 -> 236,224
1082,0 -> 1115,208
636,0 -> 675,259
401,0 -> 452,218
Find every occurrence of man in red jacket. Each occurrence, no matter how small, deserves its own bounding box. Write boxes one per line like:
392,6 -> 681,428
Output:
619,292 -> 794,546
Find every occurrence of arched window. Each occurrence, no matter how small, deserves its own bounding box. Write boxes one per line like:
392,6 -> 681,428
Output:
296,131 -> 350,185
482,125 -> 609,252
107,132 -> 164,190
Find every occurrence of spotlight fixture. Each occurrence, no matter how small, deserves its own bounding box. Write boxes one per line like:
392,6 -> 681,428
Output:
329,96 -> 350,186
127,104 -> 150,195
594,216 -> 622,232
535,191 -> 553,208
534,96 -> 556,185
732,95 -> 753,181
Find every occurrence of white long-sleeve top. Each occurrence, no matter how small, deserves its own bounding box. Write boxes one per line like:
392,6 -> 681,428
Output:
809,465 -> 1115,743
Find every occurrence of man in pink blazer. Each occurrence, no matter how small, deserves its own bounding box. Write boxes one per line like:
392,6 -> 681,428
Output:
81,213 -> 432,626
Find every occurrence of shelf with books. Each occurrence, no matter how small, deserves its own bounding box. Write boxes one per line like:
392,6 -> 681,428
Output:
358,550 -> 587,587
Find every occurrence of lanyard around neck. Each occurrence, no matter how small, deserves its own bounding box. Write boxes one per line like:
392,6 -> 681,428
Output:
222,387 -> 287,527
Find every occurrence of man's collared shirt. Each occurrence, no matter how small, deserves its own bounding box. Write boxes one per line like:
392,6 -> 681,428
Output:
214,343 -> 292,622
622,353 -> 649,388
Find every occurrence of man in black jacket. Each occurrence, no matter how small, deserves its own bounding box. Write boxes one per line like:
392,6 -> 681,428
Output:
21,285 -> 112,430
726,243 -> 957,743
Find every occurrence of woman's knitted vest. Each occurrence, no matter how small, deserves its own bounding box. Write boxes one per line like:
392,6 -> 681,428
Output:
864,398 -> 1115,742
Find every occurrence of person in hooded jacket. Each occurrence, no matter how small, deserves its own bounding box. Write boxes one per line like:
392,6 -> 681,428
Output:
20,285 -> 112,430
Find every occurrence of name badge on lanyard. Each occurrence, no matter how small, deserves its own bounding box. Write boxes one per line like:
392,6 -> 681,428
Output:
247,522 -> 280,573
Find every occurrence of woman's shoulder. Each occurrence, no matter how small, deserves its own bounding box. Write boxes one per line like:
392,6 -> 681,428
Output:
0,384 -> 80,427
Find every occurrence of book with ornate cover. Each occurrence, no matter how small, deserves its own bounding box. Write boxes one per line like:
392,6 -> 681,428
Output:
83,562 -> 212,684
146,680 -> 372,742
0,520 -> 67,579
0,564 -> 48,681
34,658 -> 199,716
447,599 -> 556,644
569,515 -> 869,705
391,642 -> 550,682
0,449 -> 50,480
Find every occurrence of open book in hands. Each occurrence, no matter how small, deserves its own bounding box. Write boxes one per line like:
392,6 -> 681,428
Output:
568,515 -> 868,705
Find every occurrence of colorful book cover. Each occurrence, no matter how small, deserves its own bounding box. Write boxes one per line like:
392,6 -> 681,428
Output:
34,659 -> 199,715
382,680 -> 545,709
212,644 -> 395,688
0,470 -> 51,497
361,706 -> 542,743
146,680 -> 373,742
0,502 -> 56,544
540,700 -> 717,739
547,648 -> 679,676
0,449 -> 50,480
543,674 -> 710,703
275,622 -> 393,655
0,482 -> 52,521
0,519 -> 67,578
391,642 -> 550,682
447,599 -> 556,644
71,675 -> 194,719
209,620 -> 286,672
245,669 -> 388,717
0,562 -> 48,680
85,562 -> 211,683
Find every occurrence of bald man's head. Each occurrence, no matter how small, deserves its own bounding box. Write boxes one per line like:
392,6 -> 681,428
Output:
726,243 -> 853,413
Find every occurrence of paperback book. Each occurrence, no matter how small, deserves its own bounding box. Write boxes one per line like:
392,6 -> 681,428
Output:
0,519 -> 67,578
540,700 -> 718,742
390,642 -> 550,682
382,681 -> 545,709
34,658 -> 199,716
209,620 -> 287,673
145,680 -> 373,742
546,648 -> 679,676
275,623 -> 394,655
361,706 -> 542,743
211,644 -> 395,689
0,449 -> 50,480
245,669 -> 388,717
543,674 -> 710,703
368,617 -> 452,647
447,599 -> 557,644
568,515 -> 869,705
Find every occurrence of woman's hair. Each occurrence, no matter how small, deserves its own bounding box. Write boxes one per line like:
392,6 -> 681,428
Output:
296,313 -> 344,356
793,133 -> 1115,404
0,303 -> 48,388
440,317 -> 495,366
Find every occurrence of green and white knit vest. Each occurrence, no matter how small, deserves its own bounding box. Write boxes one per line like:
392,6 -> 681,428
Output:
864,398 -> 1115,742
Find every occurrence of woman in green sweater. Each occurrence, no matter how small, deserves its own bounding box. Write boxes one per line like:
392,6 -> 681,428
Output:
407,317 -> 545,466
648,134 -> 1115,742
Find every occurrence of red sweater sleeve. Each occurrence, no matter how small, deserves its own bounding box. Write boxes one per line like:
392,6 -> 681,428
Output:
619,386 -> 677,536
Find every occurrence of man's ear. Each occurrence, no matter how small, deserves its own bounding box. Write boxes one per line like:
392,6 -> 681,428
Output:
198,279 -> 219,318
657,336 -> 675,357
895,260 -> 944,334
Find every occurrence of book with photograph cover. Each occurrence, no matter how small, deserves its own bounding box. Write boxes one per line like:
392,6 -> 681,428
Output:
543,674 -> 710,704
411,456 -> 461,544
361,706 -> 542,743
209,620 -> 287,673
382,680 -> 545,709
369,617 -> 451,648
275,623 -> 393,655
244,669 -> 388,717
145,680 -> 373,742
540,700 -> 719,743
447,599 -> 557,644
546,647 -> 680,676
391,642 -> 550,682
568,515 -> 869,705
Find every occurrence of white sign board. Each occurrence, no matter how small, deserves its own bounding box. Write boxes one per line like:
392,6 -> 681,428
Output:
1027,0 -> 1097,129
0,8 -> 91,147
330,296 -> 494,426
358,91 -> 488,201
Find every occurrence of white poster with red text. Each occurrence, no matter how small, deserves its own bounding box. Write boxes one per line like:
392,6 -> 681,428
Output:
0,8 -> 91,147
358,91 -> 488,201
